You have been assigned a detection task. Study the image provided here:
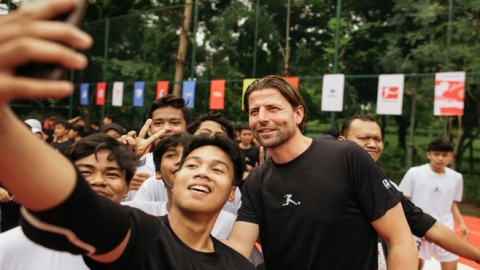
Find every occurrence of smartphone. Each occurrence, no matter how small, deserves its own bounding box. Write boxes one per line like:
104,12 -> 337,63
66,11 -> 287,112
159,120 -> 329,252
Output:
15,0 -> 88,80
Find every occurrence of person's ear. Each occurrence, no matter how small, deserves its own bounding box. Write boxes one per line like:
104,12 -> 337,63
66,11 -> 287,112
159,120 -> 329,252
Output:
294,105 -> 304,125
337,135 -> 346,141
227,186 -> 236,202
156,171 -> 162,179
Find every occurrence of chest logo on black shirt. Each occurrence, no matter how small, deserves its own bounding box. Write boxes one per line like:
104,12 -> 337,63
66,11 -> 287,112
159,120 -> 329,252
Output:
282,194 -> 301,206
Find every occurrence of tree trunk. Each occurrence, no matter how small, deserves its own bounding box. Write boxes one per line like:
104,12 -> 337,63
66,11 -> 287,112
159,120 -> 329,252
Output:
173,0 -> 194,97
395,115 -> 408,150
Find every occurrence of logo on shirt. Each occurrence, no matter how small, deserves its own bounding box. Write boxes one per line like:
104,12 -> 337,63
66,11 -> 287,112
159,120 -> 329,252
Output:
382,179 -> 392,189
282,194 -> 301,206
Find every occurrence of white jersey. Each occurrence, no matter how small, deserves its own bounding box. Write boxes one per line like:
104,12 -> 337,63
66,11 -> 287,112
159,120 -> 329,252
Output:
0,227 -> 88,270
122,201 -> 236,239
125,153 -> 156,201
399,164 -> 463,230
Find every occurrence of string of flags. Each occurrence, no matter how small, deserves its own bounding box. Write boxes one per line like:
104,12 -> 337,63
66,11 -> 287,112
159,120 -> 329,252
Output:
79,72 -> 466,116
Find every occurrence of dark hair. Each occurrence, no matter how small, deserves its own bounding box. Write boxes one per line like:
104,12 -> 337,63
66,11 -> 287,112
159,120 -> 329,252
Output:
153,133 -> 193,173
100,123 -> 126,136
236,124 -> 251,134
54,119 -> 72,130
146,94 -> 192,125
64,133 -> 141,184
104,113 -> 115,122
71,124 -> 86,137
186,111 -> 235,140
180,134 -> 246,187
243,75 -> 307,131
428,138 -> 454,152
341,115 -> 376,136
323,129 -> 340,139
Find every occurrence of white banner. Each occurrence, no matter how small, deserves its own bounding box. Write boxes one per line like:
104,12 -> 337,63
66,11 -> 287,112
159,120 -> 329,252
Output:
376,74 -> 404,115
112,82 -> 124,107
434,72 -> 466,116
321,74 -> 345,112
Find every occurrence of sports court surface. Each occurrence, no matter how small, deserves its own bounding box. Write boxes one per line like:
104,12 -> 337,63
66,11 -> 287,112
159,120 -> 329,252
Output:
424,215 -> 480,270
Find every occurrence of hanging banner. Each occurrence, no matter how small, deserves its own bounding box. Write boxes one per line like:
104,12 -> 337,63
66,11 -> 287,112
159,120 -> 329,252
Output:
133,81 -> 145,107
80,83 -> 89,105
96,82 -> 106,105
321,74 -> 345,112
112,82 -> 124,107
283,76 -> 300,91
182,81 -> 196,109
242,78 -> 257,110
434,72 -> 466,116
376,74 -> 405,115
156,81 -> 169,99
210,80 -> 225,110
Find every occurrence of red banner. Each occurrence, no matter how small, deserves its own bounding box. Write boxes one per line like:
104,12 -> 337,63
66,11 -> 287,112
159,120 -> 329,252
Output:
283,76 -> 299,90
210,80 -> 225,110
156,81 -> 169,99
96,82 -> 106,105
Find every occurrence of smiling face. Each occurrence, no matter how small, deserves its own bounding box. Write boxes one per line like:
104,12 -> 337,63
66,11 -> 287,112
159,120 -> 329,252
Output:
149,106 -> 187,143
74,150 -> 127,203
339,119 -> 384,162
247,88 -> 303,149
157,145 -> 184,189
193,120 -> 225,137
172,145 -> 235,214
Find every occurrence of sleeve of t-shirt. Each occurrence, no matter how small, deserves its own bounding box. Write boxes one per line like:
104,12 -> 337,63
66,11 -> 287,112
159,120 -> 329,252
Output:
398,168 -> 415,197
454,173 -> 464,202
84,207 -> 162,269
132,177 -> 156,202
400,195 -> 436,237
236,168 -> 260,225
344,143 -> 400,222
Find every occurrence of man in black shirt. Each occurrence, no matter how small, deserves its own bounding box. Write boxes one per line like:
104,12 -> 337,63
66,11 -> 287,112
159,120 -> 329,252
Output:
237,124 -> 260,172
225,75 -> 418,270
0,4 -> 254,270
338,114 -> 480,265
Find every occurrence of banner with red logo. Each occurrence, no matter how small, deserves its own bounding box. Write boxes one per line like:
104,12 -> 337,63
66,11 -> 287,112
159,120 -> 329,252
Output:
210,80 -> 225,110
112,82 -> 124,107
96,82 -> 106,105
156,81 -> 169,99
434,72 -> 466,116
376,74 -> 404,115
283,76 -> 299,91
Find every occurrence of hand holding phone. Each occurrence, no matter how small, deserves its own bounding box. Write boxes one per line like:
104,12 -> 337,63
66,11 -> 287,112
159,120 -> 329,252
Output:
15,0 -> 88,80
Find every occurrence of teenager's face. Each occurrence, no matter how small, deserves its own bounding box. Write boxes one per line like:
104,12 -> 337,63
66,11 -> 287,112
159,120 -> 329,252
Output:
54,124 -> 69,138
248,88 -> 303,149
172,145 -> 235,213
157,145 -> 184,188
149,106 -> 187,143
427,151 -> 452,172
239,129 -> 253,145
75,150 -> 127,203
339,119 -> 384,162
194,120 -> 225,137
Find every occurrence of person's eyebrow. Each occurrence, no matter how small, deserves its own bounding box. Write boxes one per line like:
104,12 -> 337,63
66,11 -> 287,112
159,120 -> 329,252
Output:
76,164 -> 122,172
185,156 -> 230,171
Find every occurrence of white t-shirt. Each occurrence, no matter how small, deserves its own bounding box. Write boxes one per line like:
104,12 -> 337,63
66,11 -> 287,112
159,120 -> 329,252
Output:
0,227 -> 88,270
121,201 -> 236,239
399,164 -> 463,230
125,153 -> 156,201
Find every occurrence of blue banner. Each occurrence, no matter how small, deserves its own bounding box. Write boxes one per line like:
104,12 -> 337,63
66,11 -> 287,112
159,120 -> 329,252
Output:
80,83 -> 89,105
133,81 -> 145,107
182,81 -> 196,109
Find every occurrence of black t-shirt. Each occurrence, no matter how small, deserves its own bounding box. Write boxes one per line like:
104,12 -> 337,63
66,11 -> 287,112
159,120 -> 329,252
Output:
50,139 -> 74,155
85,212 -> 255,270
237,138 -> 401,270
240,145 -> 260,168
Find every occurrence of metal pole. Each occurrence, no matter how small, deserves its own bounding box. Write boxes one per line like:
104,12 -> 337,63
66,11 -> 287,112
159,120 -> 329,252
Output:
331,0 -> 342,128
252,0 -> 260,77
190,0 -> 199,79
7,0 -> 11,13
441,0 -> 453,139
101,19 -> 110,126
68,70 -> 74,119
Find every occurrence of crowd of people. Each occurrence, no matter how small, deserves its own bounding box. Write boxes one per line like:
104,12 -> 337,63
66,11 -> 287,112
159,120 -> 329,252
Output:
0,1 -> 479,270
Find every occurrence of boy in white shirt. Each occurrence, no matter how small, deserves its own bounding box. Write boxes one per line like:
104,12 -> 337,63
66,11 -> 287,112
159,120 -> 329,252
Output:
399,138 -> 470,270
